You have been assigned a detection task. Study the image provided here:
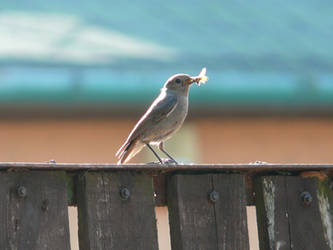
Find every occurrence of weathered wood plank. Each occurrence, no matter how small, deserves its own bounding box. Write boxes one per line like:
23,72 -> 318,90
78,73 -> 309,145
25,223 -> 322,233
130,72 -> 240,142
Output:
77,171 -> 158,250
0,171 -> 70,250
168,174 -> 217,249
254,176 -> 291,250
213,174 -> 250,250
1,162 -> 333,172
255,176 -> 333,250
286,176 -> 333,250
168,174 -> 249,250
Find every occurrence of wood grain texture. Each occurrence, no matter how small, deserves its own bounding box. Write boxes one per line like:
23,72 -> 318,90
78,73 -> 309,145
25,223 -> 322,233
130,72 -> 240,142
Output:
0,171 -> 70,250
168,174 -> 249,250
213,174 -> 250,250
77,171 -> 158,250
1,162 -> 333,172
255,176 -> 333,250
254,176 -> 291,250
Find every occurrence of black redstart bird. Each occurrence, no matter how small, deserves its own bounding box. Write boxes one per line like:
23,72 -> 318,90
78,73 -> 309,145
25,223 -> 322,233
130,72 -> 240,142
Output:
116,68 -> 208,164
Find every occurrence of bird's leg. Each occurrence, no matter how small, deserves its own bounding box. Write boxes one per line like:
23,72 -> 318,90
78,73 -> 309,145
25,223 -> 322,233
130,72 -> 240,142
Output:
158,142 -> 178,164
146,144 -> 163,164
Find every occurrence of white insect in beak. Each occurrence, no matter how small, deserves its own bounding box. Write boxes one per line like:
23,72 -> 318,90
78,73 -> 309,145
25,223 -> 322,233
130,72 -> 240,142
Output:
193,67 -> 209,86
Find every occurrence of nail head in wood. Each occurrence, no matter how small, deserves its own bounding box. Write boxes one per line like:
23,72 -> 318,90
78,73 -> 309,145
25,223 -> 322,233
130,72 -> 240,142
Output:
300,191 -> 312,206
209,190 -> 219,203
17,186 -> 27,198
120,187 -> 130,200
41,199 -> 49,212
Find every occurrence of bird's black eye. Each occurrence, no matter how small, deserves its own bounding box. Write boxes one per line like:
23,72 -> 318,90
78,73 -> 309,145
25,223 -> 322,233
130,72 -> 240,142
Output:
175,78 -> 181,84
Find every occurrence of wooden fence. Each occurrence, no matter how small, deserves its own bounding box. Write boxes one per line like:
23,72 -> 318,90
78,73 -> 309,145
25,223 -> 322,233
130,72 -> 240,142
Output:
0,163 -> 332,250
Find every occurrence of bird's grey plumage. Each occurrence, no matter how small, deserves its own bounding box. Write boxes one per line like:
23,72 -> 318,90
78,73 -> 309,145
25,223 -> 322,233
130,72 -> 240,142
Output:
116,72 -> 202,164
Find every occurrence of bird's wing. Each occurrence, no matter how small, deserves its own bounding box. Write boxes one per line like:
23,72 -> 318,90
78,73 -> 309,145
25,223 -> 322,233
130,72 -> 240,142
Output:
116,93 -> 177,158
125,94 -> 177,142
149,93 -> 178,123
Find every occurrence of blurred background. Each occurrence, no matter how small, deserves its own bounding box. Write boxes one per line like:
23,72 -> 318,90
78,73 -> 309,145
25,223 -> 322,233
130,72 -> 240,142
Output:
1,1 -> 333,250
1,1 -> 333,164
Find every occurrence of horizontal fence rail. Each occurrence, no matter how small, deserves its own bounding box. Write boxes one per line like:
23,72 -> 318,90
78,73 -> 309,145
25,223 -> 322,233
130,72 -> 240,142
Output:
0,163 -> 332,250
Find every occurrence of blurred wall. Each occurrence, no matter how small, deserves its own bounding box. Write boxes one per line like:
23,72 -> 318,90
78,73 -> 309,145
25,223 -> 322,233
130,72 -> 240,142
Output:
0,117 -> 332,163
198,117 -> 333,163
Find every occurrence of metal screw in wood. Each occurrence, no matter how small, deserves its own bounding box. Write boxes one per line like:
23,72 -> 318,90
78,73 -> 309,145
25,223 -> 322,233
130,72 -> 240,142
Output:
41,199 -> 49,212
17,186 -> 27,198
120,187 -> 131,200
300,191 -> 312,206
209,190 -> 219,203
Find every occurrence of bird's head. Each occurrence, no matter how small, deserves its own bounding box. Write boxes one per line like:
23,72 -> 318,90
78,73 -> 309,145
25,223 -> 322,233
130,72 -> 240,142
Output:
164,69 -> 208,95
164,74 -> 192,93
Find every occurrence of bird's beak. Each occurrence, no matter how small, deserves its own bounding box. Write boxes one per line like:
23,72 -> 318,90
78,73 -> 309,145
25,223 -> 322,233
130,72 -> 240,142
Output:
185,68 -> 209,85
185,78 -> 196,85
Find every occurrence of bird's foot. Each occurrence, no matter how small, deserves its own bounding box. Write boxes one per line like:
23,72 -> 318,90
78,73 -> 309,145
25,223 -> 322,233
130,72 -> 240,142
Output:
146,161 -> 162,165
161,158 -> 178,165
249,160 -> 268,165
146,158 -> 178,165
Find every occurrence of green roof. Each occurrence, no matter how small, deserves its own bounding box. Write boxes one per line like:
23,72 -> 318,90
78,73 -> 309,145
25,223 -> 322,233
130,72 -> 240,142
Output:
1,0 -> 333,114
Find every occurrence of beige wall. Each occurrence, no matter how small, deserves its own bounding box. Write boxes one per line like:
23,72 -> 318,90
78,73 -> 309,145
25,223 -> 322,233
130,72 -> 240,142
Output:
0,118 -> 141,163
198,118 -> 333,163
0,117 -> 332,163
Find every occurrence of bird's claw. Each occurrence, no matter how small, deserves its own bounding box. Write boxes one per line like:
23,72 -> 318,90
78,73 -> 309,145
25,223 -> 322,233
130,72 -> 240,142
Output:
146,158 -> 178,165
146,161 -> 162,165
249,160 -> 268,165
161,158 -> 178,165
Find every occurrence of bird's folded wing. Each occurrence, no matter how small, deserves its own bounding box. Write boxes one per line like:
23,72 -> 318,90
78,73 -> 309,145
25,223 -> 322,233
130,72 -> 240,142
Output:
150,94 -> 178,123
118,94 -> 178,146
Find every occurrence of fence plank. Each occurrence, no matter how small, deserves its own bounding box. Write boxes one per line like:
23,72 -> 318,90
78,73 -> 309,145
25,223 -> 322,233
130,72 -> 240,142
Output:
254,176 -> 291,250
77,171 -> 158,250
255,176 -> 333,250
168,174 -> 249,250
0,171 -> 70,250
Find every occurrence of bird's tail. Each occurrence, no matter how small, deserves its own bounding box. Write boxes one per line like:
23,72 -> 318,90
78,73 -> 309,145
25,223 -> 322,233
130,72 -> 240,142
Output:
116,138 -> 144,164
